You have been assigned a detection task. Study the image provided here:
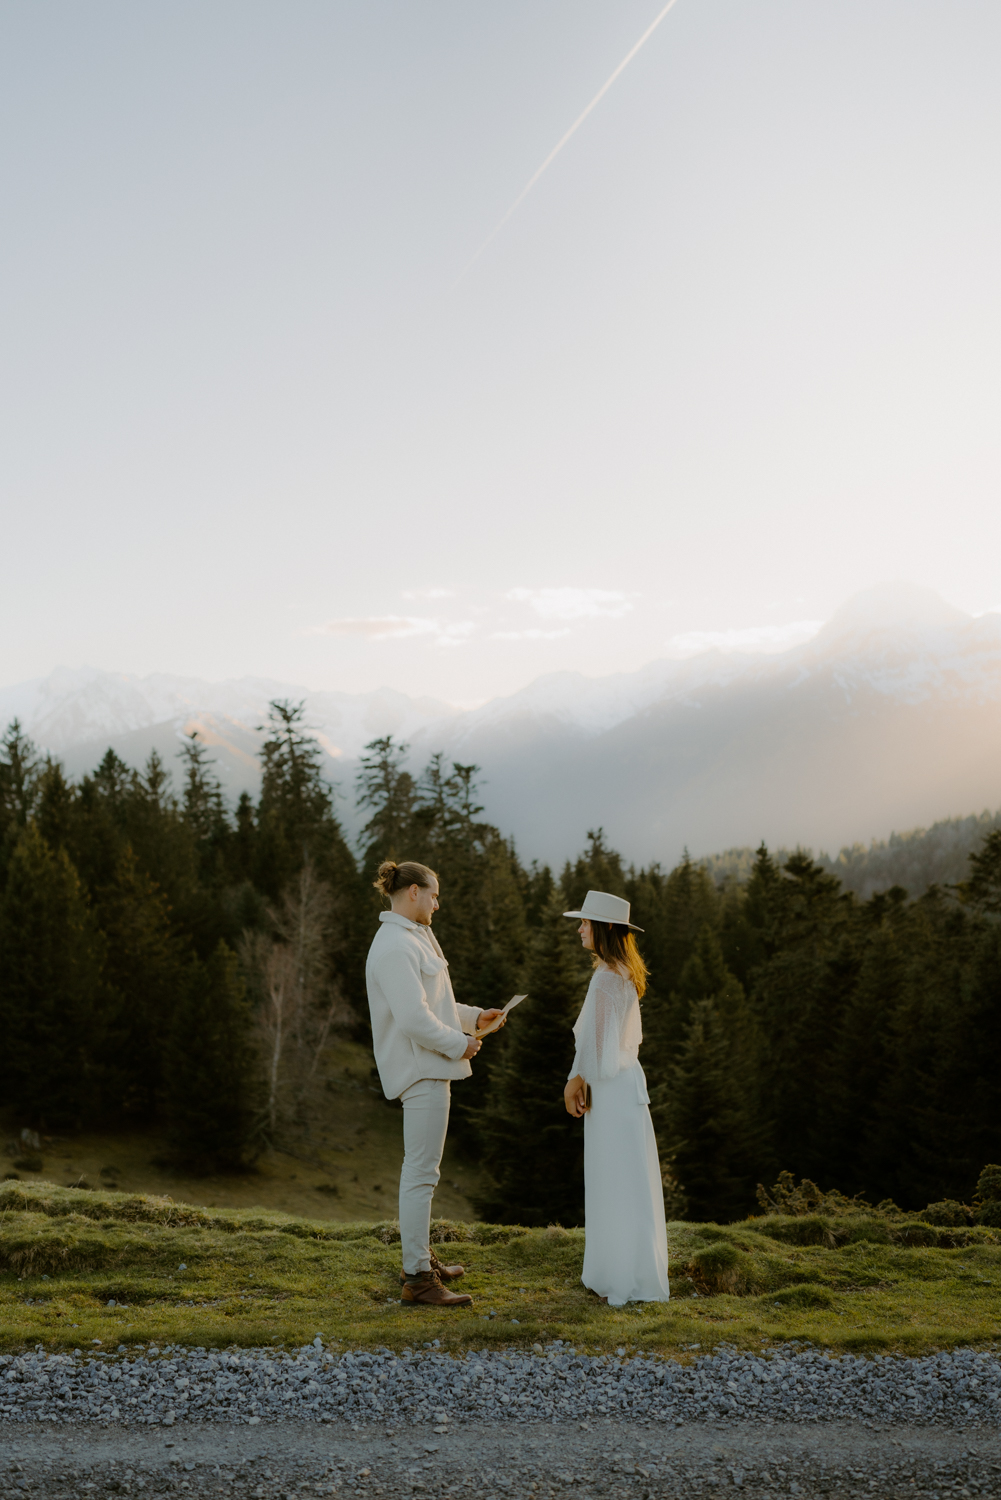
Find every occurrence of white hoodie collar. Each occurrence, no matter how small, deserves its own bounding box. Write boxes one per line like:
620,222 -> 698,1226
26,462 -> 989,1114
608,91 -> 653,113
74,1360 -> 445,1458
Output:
378,910 -> 446,960
379,911 -> 421,932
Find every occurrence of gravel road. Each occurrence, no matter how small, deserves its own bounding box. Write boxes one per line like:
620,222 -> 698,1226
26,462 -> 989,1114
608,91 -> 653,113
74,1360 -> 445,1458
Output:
3,1417 -> 1000,1497
3,1341 -> 999,1429
3,1341 -> 1001,1496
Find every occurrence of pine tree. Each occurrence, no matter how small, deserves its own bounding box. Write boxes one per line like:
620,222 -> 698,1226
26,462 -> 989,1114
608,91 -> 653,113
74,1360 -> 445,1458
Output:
69,749 -> 199,925
627,855 -> 721,1066
356,735 -> 416,884
562,828 -> 627,912
65,750 -> 134,893
660,997 -> 762,1223
163,940 -> 257,1171
408,751 -> 453,854
962,923 -> 1001,1179
820,891 -> 909,1194
646,854 -> 720,995
650,925 -> 765,1221
745,852 -> 857,1180
0,824 -> 104,1126
257,701 -> 356,896
963,829 -> 1001,915
256,700 -> 362,1003
872,886 -> 990,1206
410,757 -> 525,1011
178,732 -> 231,886
741,843 -> 784,951
473,896 -> 588,1225
232,792 -> 258,881
0,720 -> 41,885
95,848 -> 189,1118
520,861 -> 556,930
34,758 -> 78,858
645,922 -> 746,1068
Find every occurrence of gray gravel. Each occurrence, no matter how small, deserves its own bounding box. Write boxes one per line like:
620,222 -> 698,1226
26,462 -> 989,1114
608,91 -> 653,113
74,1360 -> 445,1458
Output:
2,1339 -> 1000,1430
2,1417 -> 1001,1497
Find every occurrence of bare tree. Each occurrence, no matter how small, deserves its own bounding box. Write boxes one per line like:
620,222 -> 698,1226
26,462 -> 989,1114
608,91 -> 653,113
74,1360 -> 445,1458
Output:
240,863 -> 352,1145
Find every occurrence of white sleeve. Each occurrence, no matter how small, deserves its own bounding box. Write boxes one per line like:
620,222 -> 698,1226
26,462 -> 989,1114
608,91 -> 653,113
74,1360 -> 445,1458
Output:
455,1002 -> 481,1035
569,972 -> 631,1083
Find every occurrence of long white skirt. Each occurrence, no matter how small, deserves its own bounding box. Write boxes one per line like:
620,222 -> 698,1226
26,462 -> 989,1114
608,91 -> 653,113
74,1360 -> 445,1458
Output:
582,1062 -> 670,1306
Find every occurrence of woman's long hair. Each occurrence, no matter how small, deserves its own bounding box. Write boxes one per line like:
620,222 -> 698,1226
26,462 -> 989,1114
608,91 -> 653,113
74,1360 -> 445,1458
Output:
589,920 -> 649,998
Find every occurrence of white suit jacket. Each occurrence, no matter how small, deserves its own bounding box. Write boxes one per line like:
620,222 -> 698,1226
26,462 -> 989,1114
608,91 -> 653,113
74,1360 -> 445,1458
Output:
365,911 -> 481,1100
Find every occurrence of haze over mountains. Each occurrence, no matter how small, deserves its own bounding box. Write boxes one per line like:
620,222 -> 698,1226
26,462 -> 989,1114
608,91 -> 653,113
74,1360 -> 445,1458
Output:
4,583 -> 1001,866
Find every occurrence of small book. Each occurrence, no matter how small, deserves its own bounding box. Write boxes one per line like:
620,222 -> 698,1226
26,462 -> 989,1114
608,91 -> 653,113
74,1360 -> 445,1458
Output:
475,994 -> 527,1038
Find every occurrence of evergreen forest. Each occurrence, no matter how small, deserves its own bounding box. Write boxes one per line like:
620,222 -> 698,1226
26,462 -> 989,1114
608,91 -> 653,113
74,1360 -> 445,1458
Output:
1,705 -> 999,1230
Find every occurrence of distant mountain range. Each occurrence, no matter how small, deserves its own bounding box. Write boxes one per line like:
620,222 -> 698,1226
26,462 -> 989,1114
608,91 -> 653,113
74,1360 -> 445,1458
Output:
4,582 -> 1001,867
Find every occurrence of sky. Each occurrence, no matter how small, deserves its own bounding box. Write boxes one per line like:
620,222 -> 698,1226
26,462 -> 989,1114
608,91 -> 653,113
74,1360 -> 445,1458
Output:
2,0 -> 1000,706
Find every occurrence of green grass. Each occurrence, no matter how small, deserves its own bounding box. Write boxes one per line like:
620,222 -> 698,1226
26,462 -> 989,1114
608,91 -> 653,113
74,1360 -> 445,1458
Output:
2,1180 -> 999,1360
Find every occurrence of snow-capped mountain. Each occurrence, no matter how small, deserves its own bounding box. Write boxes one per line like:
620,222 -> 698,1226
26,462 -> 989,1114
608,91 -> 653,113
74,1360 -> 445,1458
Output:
4,583 -> 1001,864
0,667 -> 459,804
412,582 -> 1001,860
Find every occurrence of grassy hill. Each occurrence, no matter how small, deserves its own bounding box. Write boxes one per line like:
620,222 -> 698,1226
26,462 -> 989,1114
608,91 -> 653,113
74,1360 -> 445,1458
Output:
2,1181 -> 999,1360
1,1038 -> 482,1225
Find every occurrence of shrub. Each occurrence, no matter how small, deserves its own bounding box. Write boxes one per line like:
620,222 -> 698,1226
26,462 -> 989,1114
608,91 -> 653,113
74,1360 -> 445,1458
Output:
974,1164 -> 1001,1228
921,1199 -> 973,1227
688,1240 -> 758,1295
755,1171 -> 873,1218
766,1283 -> 835,1310
892,1222 -> 940,1247
753,1215 -> 834,1247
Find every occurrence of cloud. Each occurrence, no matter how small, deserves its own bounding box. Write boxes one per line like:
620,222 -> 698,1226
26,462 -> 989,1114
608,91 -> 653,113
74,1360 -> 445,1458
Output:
668,620 -> 824,657
436,621 -> 475,647
506,587 -> 635,621
308,615 -> 473,646
401,588 -> 455,601
490,627 -> 572,641
308,615 -> 439,640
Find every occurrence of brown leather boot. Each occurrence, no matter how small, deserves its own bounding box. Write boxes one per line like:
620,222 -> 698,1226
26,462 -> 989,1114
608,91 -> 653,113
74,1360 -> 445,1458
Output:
400,1270 -> 473,1307
399,1252 -> 465,1286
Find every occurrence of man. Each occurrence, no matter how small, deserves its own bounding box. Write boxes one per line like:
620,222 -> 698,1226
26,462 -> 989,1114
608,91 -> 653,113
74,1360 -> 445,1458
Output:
365,858 -> 506,1307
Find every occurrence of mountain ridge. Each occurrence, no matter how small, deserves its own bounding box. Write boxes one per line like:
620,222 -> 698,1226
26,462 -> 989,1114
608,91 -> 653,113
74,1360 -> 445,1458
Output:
4,583 -> 1001,864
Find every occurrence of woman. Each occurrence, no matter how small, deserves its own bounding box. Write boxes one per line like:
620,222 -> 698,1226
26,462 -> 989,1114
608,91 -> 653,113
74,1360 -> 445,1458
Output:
563,890 -> 670,1306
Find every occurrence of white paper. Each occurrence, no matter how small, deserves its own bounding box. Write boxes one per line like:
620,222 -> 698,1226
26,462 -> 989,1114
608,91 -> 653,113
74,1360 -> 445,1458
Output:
476,993 -> 527,1037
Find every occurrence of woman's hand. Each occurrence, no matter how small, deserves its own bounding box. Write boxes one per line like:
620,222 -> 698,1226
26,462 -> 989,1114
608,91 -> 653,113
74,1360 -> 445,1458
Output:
564,1074 -> 587,1118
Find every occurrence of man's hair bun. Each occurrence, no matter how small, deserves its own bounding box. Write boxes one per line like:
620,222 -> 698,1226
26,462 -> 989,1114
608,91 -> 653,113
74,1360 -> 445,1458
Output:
373,860 -> 437,898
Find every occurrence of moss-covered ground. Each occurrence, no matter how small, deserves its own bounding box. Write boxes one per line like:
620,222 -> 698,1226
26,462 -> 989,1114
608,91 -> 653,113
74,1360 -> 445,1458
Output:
2,1181 -> 999,1360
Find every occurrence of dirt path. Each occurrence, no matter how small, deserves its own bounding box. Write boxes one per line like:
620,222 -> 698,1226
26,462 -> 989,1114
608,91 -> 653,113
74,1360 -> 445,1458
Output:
3,1418 -> 1000,1496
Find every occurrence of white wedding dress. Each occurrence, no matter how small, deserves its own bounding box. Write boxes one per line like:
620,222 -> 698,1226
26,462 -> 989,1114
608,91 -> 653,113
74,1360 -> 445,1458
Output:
570,965 -> 670,1305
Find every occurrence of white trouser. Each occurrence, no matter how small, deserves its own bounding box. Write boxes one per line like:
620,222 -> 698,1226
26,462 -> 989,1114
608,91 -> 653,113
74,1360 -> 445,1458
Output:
399,1078 -> 451,1275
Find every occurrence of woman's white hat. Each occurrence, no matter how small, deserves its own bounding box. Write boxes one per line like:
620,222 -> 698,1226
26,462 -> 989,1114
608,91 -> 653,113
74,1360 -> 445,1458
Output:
563,889 -> 643,932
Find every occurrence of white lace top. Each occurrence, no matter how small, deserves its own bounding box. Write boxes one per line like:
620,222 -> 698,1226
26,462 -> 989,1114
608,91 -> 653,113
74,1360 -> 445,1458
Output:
569,965 -> 642,1083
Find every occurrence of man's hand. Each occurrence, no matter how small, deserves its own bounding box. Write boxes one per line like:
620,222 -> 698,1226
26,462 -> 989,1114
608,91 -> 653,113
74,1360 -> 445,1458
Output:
564,1074 -> 587,1118
462,1036 -> 482,1061
477,1007 -> 507,1035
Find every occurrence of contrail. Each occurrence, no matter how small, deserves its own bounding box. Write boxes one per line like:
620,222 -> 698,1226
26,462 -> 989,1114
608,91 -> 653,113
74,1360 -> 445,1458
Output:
455,0 -> 683,284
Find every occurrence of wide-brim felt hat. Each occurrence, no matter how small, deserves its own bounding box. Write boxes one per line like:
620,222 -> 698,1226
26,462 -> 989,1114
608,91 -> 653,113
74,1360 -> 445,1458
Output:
563,889 -> 643,932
